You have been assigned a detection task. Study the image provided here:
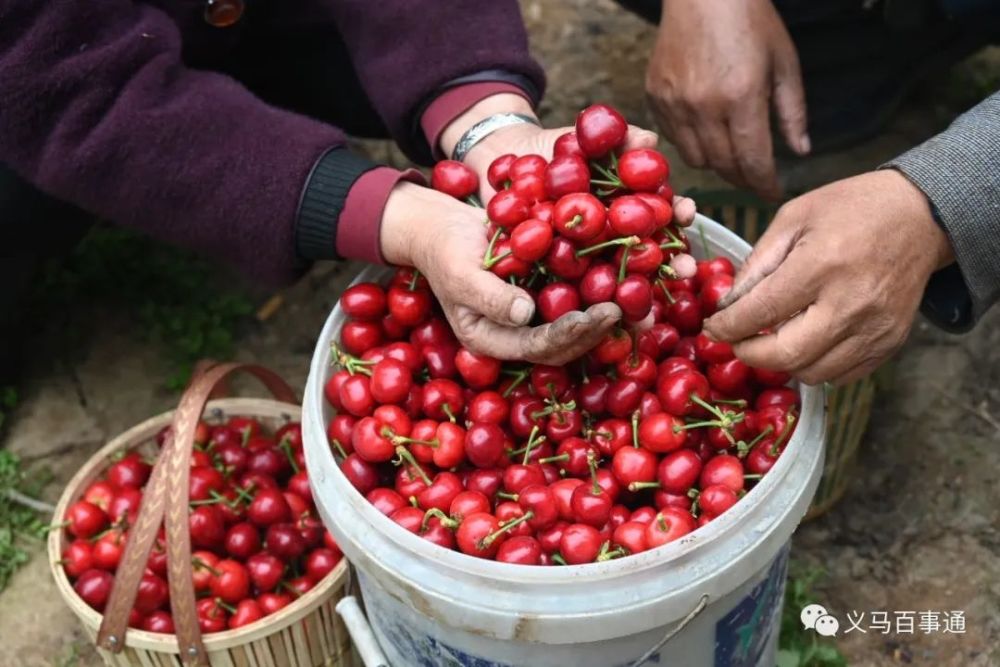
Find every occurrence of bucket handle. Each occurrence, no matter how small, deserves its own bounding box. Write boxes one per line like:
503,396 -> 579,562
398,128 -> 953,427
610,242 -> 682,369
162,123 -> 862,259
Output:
628,594 -> 710,667
336,595 -> 390,667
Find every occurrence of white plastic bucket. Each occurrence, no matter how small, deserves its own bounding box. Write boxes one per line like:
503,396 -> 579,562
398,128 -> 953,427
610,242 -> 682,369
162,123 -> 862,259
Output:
304,215 -> 826,667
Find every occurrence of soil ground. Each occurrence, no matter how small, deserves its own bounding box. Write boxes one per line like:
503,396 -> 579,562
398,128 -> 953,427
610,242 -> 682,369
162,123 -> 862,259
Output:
1,1 -> 998,665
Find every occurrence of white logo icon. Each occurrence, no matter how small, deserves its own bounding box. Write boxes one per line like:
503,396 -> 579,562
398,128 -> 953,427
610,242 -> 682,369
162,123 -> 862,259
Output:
815,614 -> 840,637
800,604 -> 828,630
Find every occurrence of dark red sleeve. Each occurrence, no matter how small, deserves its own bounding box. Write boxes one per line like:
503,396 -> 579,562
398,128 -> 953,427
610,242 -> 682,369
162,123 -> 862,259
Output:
0,0 -> 346,285
337,168 -> 426,264
421,83 -> 534,160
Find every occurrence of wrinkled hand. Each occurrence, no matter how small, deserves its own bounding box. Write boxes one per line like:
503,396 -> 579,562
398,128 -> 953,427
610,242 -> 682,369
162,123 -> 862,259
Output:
464,121 -> 698,226
380,182 -> 621,364
702,171 -> 954,385
646,0 -> 809,199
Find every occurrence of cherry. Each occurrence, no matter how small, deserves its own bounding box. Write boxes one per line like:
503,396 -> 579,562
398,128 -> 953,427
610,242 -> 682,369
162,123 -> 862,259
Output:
432,421 -> 466,468
545,236 -> 592,279
708,359 -> 752,395
639,392 -> 664,419
497,536 -> 543,565
190,505 -> 226,549
465,469 -> 504,503
65,500 -> 108,539
224,522 -> 261,560
422,378 -> 464,421
612,446 -> 657,487
755,388 -> 798,410
246,447 -> 291,483
487,154 -> 517,190
285,575 -> 316,598
745,442 -> 779,475
544,154 -> 591,200
700,273 -> 734,315
265,523 -> 307,561
341,454 -> 379,494
538,282 -> 581,323
638,413 -> 687,454
421,343 -> 459,379
593,328 -> 632,365
645,507 -> 695,548
339,374 -> 375,417
630,506 -> 659,524
503,463 -> 546,494
550,478 -> 585,521
658,356 -> 698,378
341,320 -> 384,355
487,190 -> 531,229
206,559 -> 250,605
107,452 -> 151,490
142,611 -> 175,634
395,466 -> 430,499
228,599 -> 265,630
575,104 -> 628,157
694,333 -> 735,364
455,512 -> 504,558
248,488 -> 292,526
653,490 -> 690,511
531,200 -> 555,223
635,193 -> 673,227
614,239 -> 663,275
133,571 -> 169,614
699,484 -> 739,517
367,488 -> 407,516
608,196 -> 656,237
340,283 -> 388,321
259,592 -> 293,615
615,275 -> 653,322
324,370 -> 350,410
753,365 -> 793,387
388,285 -> 432,327
510,218 -> 554,262
617,353 -> 658,388
417,472 -> 464,512
192,551 -> 221,591
656,369 -> 711,416
605,378 -> 643,418
560,523 -> 603,564
81,481 -> 115,513
510,154 -> 547,180
305,547 -> 342,582
579,262 -> 617,305
468,391 -> 510,424
62,540 -> 94,578
517,484 -> 559,530
489,239 -> 532,280
618,149 -> 669,192
553,193 -> 606,243
571,467 -> 612,527
511,174 -> 546,204
700,455 -> 745,493
74,569 -> 114,611
196,598 -> 228,633
431,159 -> 479,199
465,423 -> 506,468
370,358 -> 412,404
591,418 -> 633,457
665,292 -> 703,334
92,528 -> 127,571
410,317 -> 456,348
613,521 -> 650,554
657,450 -> 703,494
578,375 -> 611,414
247,552 -> 285,592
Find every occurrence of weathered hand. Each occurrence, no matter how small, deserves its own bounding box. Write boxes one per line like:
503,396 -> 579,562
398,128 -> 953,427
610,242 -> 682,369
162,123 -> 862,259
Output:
645,0 -> 809,199
702,170 -> 954,385
380,182 -> 621,364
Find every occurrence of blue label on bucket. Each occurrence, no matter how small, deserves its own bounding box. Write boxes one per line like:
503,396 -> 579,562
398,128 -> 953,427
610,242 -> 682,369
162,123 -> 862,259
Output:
713,544 -> 790,667
378,615 -> 514,667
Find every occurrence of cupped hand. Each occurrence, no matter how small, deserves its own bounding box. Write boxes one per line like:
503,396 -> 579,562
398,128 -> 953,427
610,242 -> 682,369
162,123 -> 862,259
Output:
380,182 -> 622,364
465,121 -> 698,227
645,0 -> 809,200
701,170 -> 954,385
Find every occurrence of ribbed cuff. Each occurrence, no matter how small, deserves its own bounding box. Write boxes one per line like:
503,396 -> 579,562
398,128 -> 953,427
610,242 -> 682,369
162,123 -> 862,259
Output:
338,167 -> 425,264
295,148 -> 379,262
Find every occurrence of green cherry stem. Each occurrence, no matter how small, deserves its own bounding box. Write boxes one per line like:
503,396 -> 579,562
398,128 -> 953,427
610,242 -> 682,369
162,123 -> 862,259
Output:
482,228 -> 505,269
576,235 -> 640,258
330,439 -> 348,460
479,511 -> 535,549
631,411 -> 641,448
393,447 -> 432,486
422,508 -> 459,531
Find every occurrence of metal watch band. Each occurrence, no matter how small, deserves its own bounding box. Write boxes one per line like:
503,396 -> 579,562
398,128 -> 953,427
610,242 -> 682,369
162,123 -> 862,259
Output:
451,113 -> 540,163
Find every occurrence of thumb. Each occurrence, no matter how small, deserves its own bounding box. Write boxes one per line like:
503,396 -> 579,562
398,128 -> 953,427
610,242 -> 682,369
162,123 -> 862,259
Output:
715,218 -> 798,312
772,46 -> 810,156
623,125 -> 659,151
463,269 -> 537,327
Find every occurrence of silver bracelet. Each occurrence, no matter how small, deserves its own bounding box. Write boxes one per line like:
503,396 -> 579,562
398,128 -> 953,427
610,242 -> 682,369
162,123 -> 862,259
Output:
450,113 -> 540,162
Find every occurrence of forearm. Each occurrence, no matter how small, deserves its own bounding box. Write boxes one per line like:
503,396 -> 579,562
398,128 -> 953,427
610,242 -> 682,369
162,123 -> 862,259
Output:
883,90 -> 1000,331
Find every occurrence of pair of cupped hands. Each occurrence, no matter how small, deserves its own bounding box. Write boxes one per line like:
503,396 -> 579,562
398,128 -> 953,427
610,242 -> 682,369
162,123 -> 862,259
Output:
379,100 -> 698,367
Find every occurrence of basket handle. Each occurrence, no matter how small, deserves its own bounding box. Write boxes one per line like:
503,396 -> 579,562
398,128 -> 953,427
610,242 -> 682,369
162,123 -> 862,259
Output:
97,362 -> 297,666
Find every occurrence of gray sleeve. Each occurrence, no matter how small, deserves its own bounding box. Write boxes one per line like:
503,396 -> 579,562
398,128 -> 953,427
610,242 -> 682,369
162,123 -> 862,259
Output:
882,90 -> 1000,333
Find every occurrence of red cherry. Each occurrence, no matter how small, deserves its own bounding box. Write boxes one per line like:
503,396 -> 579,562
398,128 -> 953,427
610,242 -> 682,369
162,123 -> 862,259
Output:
631,506 -> 659,524
579,262 -> 617,305
613,520 -> 650,554
422,343 -> 459,379
537,282 -> 581,323
699,484 -> 739,517
92,528 -> 127,571
341,320 -> 384,356
591,418 -> 633,458
544,236 -> 592,279
560,523 -> 603,564
552,193 -> 606,243
510,154 -> 548,180
753,367 -> 793,388
487,190 -> 531,229
305,547 -> 342,582
699,273 -> 734,315
417,472 -> 464,512
73,569 -> 114,611
464,423 -> 506,469
618,149 -> 670,192
605,378 -> 643,418
645,507 -> 695,548
456,512 -> 504,558
656,370 -> 710,416
247,552 -> 285,592
388,286 -> 432,327
248,488 -> 292,526
615,239 -> 663,275
635,193 -> 674,227
496,536 -> 543,565
700,454 -> 746,493
612,446 -> 657,487
638,413 -> 686,453
553,131 -> 586,159
575,104 -> 628,157
107,452 -> 151,490
454,348 -> 501,389
578,376 -> 611,414
266,523 -> 307,560
225,522 -> 262,560
755,388 -> 799,410
142,611 -> 175,634
608,196 -> 656,237
369,358 -> 412,405
507,219 -> 554,263
422,378 -> 465,421
135,571 -> 169,614
510,174 -> 546,204
190,505 -> 226,549
431,160 -> 479,199
81,481 -> 115,513
487,154 -> 517,190
570,482 -> 612,528
708,359 -> 752,395
341,454 -> 379,494
259,592 -> 294,615
65,500 -> 109,539
340,283 -> 388,321
616,353 -> 658,388
192,550 -> 220,591
593,328 -> 632,365
665,292 -> 703,334
615,275 -> 653,322
61,540 -> 94,578
228,599 -> 265,630
544,154 -> 591,200
468,391 -> 510,424
657,450 -> 703,494
339,374 -> 375,417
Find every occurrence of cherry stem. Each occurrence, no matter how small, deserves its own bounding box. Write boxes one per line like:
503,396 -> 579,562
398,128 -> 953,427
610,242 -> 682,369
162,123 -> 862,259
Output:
597,543 -> 627,562
698,225 -> 712,259
522,425 -> 544,465
769,413 -> 798,456
393,447 -> 432,486
674,420 -> 722,432
590,178 -> 620,188
552,553 -> 568,566
501,367 -> 530,398
714,398 -> 748,407
564,213 -> 583,229
587,452 -> 602,495
659,241 -> 686,251
278,440 -> 300,474
383,428 -> 439,448
656,280 -> 676,305
618,245 -> 630,283
538,453 -> 569,464
441,404 -> 457,424
407,268 -> 422,292
631,412 -> 640,448
628,481 -> 660,493
193,558 -> 222,577
215,598 -> 237,614
657,513 -> 668,532
482,228 -> 505,269
330,439 -> 348,460
422,508 -> 459,532
479,511 -> 535,549
738,425 -> 774,457
496,491 -> 519,501
590,160 -> 619,183
465,194 -> 483,209
279,581 -> 303,598
689,394 -> 728,421
575,235 -> 640,258
484,250 -> 513,269
233,484 -> 255,505
331,343 -> 374,376
744,474 -> 763,480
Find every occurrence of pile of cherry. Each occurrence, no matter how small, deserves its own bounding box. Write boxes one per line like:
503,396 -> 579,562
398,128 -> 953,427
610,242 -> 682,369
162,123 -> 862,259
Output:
60,420 -> 343,632
328,105 -> 799,568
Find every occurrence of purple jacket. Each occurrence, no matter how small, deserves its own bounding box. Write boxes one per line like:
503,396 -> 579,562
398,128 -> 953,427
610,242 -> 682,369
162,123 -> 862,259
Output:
0,0 -> 544,283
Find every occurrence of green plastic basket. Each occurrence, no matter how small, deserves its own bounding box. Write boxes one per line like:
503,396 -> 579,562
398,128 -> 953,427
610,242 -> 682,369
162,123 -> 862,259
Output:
690,188 -> 875,520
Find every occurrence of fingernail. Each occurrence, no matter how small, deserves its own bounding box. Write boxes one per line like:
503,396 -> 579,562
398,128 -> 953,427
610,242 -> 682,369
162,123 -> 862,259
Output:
799,133 -> 811,155
510,298 -> 534,326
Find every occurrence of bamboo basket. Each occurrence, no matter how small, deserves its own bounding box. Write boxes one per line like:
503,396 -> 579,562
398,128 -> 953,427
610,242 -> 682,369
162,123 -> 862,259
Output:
48,363 -> 357,667
692,190 -> 877,520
